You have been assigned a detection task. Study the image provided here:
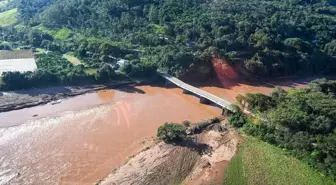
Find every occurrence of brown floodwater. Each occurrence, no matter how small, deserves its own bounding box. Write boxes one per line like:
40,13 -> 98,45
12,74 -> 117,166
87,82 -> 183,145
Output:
0,71 -> 315,185
0,85 -> 220,185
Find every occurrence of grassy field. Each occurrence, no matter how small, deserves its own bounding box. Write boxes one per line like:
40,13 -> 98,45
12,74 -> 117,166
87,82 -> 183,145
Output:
0,8 -> 17,27
63,53 -> 82,65
84,68 -> 98,75
223,136 -> 336,185
34,25 -> 72,40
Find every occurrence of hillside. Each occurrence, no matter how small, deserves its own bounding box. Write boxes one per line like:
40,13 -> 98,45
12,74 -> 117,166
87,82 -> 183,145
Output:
0,0 -> 336,184
0,0 -> 335,80
224,137 -> 336,185
0,8 -> 16,27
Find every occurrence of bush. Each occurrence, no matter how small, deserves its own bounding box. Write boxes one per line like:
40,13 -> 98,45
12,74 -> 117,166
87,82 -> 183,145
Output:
228,105 -> 247,127
182,120 -> 191,127
157,123 -> 186,143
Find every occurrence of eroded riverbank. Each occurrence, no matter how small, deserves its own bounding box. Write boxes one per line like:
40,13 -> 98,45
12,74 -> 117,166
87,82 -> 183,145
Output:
0,81 -> 133,113
0,75 -> 314,184
0,85 -> 220,184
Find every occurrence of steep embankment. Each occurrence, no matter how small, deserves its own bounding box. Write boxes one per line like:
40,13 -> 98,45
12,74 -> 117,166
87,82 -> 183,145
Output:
98,120 -> 241,185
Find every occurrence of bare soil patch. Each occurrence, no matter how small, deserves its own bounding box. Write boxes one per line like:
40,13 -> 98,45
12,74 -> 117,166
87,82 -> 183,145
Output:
99,120 -> 241,185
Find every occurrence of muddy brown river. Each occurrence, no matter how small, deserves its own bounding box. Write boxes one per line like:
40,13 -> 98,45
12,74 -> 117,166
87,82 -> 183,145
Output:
0,85 -> 221,185
0,78 -> 311,184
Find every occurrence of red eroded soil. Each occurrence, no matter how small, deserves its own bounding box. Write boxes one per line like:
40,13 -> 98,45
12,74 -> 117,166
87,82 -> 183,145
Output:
189,58 -> 315,103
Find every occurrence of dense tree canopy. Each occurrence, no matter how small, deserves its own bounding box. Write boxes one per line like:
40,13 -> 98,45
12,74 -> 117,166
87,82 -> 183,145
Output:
231,79 -> 336,180
0,0 -> 334,78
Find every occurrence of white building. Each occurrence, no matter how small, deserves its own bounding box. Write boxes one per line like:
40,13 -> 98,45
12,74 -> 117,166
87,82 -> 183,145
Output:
117,59 -> 130,67
0,50 -> 37,75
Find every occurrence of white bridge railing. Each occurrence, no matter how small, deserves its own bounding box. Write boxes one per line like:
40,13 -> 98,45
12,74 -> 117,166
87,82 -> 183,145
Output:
159,72 -> 233,112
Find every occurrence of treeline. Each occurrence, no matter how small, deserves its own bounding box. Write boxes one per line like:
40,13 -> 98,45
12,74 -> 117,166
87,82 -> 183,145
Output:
0,52 -> 120,91
229,78 -> 336,180
13,0 -> 336,77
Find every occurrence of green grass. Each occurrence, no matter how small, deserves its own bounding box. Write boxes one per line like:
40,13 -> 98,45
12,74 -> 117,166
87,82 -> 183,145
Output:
223,137 -> 336,185
34,48 -> 48,54
14,23 -> 24,31
151,24 -> 169,35
34,25 -> 72,40
84,68 -> 98,75
63,53 -> 82,65
53,28 -> 72,40
0,8 -> 17,27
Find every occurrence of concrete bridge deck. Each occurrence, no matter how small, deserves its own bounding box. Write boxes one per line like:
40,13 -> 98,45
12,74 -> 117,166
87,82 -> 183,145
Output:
159,72 -> 233,112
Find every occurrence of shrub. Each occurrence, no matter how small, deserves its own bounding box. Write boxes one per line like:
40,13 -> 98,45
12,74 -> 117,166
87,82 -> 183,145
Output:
182,120 -> 191,127
157,123 -> 186,143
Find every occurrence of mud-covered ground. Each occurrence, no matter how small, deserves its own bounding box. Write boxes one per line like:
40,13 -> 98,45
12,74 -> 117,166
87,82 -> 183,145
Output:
98,119 -> 241,185
0,81 -> 133,113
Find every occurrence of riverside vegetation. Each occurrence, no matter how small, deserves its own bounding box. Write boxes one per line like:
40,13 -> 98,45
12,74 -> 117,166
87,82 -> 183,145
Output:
228,78 -> 336,182
1,0 -> 336,184
0,0 -> 336,90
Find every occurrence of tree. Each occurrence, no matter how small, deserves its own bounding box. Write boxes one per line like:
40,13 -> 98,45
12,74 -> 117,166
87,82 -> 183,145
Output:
99,42 -> 121,57
249,33 -> 272,48
283,38 -> 313,53
95,64 -> 115,82
228,105 -> 247,127
245,53 -> 267,75
157,123 -> 186,143
324,40 -> 336,56
271,87 -> 287,103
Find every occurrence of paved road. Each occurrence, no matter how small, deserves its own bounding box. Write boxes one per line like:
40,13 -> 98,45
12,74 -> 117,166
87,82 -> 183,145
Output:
159,72 -> 233,111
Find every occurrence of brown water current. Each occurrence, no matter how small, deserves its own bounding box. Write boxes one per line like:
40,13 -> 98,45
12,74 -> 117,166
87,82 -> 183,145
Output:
0,75 -> 313,185
0,85 -> 220,185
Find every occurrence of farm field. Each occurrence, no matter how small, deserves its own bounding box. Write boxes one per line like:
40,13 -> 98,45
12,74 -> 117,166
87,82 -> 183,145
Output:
0,8 -> 16,27
223,137 -> 336,185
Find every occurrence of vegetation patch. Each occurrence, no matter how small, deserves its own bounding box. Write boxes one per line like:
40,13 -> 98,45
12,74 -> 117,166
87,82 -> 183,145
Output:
53,28 -> 72,40
0,0 -> 8,9
223,137 -> 336,185
151,24 -> 169,35
63,53 -> 82,65
157,123 -> 187,143
0,8 -> 17,27
34,25 -> 72,40
228,79 -> 336,182
83,68 -> 98,75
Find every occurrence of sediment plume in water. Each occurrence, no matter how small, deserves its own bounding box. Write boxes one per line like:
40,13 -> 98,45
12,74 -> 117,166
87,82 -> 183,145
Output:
0,86 -> 220,184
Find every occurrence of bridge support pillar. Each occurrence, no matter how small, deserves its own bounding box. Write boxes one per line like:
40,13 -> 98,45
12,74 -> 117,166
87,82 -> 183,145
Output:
222,108 -> 233,116
182,89 -> 190,94
165,79 -> 171,86
222,108 -> 228,116
200,97 -> 210,104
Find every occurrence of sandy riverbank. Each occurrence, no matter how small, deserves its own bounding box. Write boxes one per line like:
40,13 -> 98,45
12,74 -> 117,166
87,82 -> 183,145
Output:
98,118 -> 241,185
0,81 -> 133,113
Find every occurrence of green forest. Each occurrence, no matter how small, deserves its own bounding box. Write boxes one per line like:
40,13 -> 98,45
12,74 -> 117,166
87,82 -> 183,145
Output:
0,0 -> 336,90
229,79 -> 336,181
1,0 -> 336,182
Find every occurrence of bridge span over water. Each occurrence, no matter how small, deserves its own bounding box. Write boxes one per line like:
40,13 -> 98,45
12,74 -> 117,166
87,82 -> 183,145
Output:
158,72 -> 234,113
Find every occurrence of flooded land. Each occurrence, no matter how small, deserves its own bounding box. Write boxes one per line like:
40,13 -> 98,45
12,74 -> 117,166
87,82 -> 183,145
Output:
0,74 -> 313,184
0,85 -> 220,185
